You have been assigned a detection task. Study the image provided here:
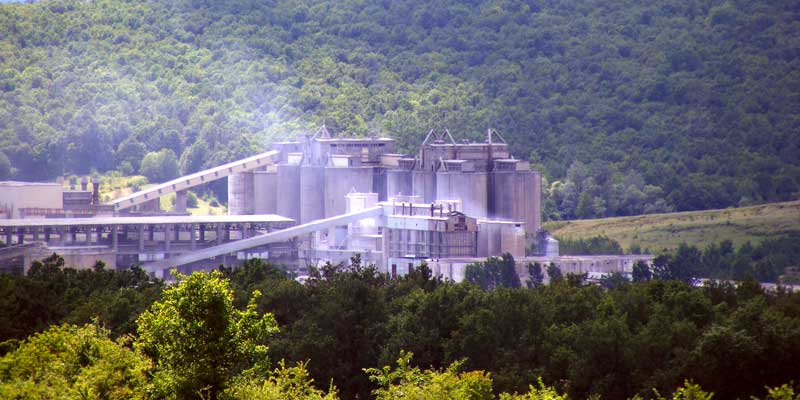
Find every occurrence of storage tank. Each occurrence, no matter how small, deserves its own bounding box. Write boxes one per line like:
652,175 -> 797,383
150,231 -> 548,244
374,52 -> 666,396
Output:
435,171 -> 488,219
253,170 -> 277,214
276,164 -> 301,222
228,172 -> 254,215
300,165 -> 325,223
387,169 -> 413,198
324,167 -> 373,218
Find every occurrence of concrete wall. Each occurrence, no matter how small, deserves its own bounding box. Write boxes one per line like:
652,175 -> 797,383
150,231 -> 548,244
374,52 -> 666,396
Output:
387,169 -> 413,198
228,172 -> 255,215
253,171 -> 277,214
276,164 -> 301,222
0,182 -> 63,218
323,167 -> 373,218
23,248 -> 117,274
435,172 -> 488,219
300,165 -> 325,223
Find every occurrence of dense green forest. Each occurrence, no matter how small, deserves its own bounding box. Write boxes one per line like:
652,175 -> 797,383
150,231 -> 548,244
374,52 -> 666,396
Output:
2,256 -> 799,399
0,0 -> 798,217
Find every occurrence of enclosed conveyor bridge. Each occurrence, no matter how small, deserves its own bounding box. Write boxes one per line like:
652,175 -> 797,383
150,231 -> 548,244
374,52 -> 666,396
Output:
109,150 -> 280,211
143,206 -> 384,273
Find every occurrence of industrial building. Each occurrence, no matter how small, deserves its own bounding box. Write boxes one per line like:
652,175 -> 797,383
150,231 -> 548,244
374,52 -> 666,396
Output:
226,127 -> 541,232
0,126 -> 651,280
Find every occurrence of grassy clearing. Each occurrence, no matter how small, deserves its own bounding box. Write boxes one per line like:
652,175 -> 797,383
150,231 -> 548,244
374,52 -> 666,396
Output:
544,200 -> 800,253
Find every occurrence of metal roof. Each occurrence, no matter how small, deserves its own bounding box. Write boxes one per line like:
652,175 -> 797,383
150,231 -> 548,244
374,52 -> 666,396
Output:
0,214 -> 294,228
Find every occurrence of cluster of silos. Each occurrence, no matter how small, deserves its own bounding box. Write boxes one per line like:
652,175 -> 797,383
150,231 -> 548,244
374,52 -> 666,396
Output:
229,137 -> 395,225
228,167 -> 281,216
226,129 -> 543,239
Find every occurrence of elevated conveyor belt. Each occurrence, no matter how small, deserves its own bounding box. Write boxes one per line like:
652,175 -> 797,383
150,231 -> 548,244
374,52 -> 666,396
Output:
110,150 -> 280,211
143,206 -> 384,272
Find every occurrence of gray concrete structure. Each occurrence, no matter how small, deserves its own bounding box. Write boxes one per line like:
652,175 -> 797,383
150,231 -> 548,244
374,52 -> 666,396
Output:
228,172 -> 255,215
324,166 -> 373,218
386,168 -> 413,198
436,169 -> 489,220
300,165 -> 325,223
276,164 -> 301,222
253,170 -> 277,214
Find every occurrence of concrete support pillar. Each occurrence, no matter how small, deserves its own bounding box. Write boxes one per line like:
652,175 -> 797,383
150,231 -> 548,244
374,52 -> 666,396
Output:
174,224 -> 180,242
96,226 -> 102,243
32,227 -> 39,242
138,225 -> 145,252
225,224 -> 231,241
112,225 -> 118,252
85,226 -> 92,245
58,227 -> 66,246
17,229 -> 23,245
241,223 -> 249,239
199,224 -> 206,242
44,227 -> 50,243
148,225 -> 154,241
70,227 -> 77,242
175,190 -> 188,213
5,230 -> 11,246
164,224 -> 171,252
215,224 -> 222,245
190,224 -> 196,251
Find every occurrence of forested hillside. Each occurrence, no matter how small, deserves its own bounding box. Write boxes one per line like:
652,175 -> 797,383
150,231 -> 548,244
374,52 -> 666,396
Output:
1,0 -> 798,217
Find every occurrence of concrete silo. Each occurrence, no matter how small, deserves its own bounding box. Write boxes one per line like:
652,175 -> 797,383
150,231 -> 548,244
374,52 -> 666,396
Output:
300,165 -> 325,223
228,172 -> 254,215
253,169 -> 277,214
490,160 -> 541,234
276,164 -> 301,222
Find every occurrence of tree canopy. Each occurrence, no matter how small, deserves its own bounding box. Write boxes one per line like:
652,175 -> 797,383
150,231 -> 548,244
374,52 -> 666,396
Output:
0,0 -> 797,213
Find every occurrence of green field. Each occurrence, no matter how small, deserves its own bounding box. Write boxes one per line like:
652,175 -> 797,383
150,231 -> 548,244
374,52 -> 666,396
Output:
544,200 -> 800,253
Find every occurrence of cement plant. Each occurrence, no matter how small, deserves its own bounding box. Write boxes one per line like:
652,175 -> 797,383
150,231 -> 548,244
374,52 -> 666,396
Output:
0,127 -> 651,281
